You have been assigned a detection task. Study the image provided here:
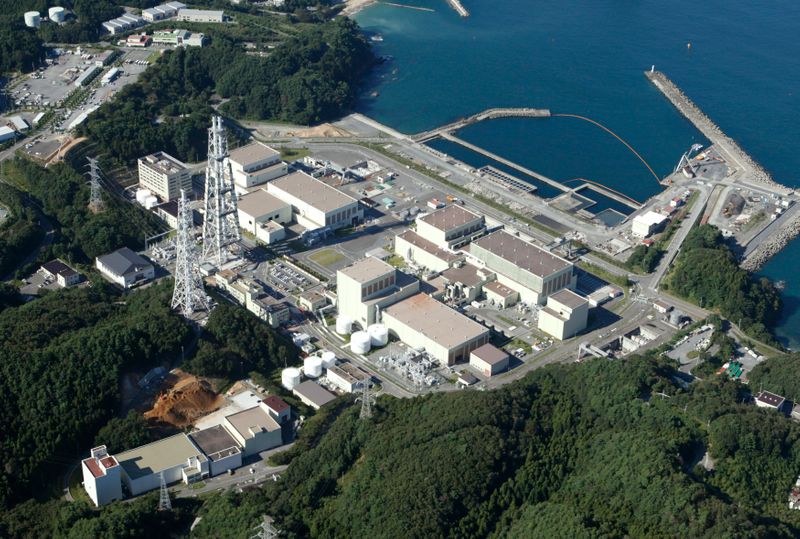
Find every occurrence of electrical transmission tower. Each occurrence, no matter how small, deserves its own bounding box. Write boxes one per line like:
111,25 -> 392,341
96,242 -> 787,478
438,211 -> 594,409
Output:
171,189 -> 209,317
157,472 -> 172,511
86,156 -> 106,213
251,516 -> 279,539
357,381 -> 375,420
202,115 -> 240,266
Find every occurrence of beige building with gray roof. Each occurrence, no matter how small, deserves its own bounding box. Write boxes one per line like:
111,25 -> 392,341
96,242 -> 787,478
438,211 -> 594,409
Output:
227,141 -> 287,189
416,205 -> 486,249
267,171 -> 363,231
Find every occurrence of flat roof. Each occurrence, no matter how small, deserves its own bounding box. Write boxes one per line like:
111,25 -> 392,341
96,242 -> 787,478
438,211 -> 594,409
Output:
189,425 -> 240,461
441,264 -> 484,287
179,8 -> 223,15
225,405 -> 280,441
229,142 -> 279,167
139,151 -> 188,176
238,189 -> 289,217
756,391 -> 785,407
471,230 -> 572,279
262,396 -> 289,414
328,363 -> 370,383
549,289 -> 588,309
634,211 -> 668,226
418,204 -> 483,232
293,381 -> 337,408
470,343 -> 509,365
396,230 -> 461,263
269,171 -> 357,213
338,257 -> 395,284
483,280 -> 515,298
384,293 -> 489,350
116,434 -> 205,480
42,259 -> 77,278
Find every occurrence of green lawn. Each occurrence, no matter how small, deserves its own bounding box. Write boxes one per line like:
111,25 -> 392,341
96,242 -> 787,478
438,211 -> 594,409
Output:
279,146 -> 311,161
386,254 -> 406,268
308,248 -> 345,267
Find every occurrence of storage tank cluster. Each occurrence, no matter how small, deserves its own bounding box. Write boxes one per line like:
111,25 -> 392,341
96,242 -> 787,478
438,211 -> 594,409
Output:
135,188 -> 158,209
303,356 -> 323,378
368,324 -> 389,347
320,351 -> 336,369
24,11 -> 41,28
281,367 -> 302,390
351,331 -> 371,354
49,7 -> 66,23
335,315 -> 353,335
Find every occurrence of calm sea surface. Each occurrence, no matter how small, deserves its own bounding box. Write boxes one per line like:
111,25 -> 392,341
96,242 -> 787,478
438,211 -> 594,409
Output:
355,0 -> 800,347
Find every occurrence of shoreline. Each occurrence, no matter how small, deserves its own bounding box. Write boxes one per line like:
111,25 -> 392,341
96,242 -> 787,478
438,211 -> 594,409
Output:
342,0 -> 379,17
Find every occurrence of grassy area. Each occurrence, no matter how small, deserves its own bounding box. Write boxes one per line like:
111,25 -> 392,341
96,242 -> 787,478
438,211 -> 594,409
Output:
145,50 -> 163,64
497,315 -> 517,327
577,260 -> 631,289
386,254 -> 406,268
279,146 -> 311,161
508,338 -> 532,354
190,481 -> 207,490
308,248 -> 344,267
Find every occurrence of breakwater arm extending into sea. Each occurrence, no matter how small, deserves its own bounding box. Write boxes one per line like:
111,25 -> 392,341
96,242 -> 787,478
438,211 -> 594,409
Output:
644,70 -> 787,192
645,70 -> 800,271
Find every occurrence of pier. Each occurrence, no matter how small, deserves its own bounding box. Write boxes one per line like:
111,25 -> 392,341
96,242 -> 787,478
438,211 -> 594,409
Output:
413,108 -> 551,142
383,2 -> 435,12
439,132 -> 567,193
446,0 -> 469,16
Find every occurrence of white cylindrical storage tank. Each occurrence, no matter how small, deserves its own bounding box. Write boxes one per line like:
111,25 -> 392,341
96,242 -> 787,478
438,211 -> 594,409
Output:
303,356 -> 323,378
335,315 -> 353,335
24,11 -> 41,28
144,195 -> 158,209
320,351 -> 336,369
49,7 -> 66,23
136,188 -> 151,205
281,367 -> 302,390
368,324 -> 389,347
351,331 -> 371,354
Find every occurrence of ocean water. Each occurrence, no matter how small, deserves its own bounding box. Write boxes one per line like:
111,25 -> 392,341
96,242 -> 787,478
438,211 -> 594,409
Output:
355,0 -> 800,347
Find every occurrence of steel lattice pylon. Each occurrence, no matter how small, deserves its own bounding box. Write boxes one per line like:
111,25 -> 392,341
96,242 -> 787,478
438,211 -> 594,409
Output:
357,381 -> 375,420
251,516 -> 279,539
86,156 -> 106,213
172,189 -> 209,317
202,115 -> 240,266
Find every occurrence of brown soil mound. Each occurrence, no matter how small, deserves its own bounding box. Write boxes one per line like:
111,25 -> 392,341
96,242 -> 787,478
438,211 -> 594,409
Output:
144,370 -> 223,428
292,123 -> 351,138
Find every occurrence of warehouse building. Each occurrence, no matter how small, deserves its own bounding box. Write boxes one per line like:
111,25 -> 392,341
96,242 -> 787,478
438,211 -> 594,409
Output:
467,230 -> 575,305
142,1 -> 186,21
631,211 -> 669,238
383,293 -> 490,365
95,247 -> 154,288
394,229 -> 464,272
188,425 -> 242,477
228,142 -> 287,189
293,381 -> 337,410
137,151 -> 192,201
327,363 -> 370,393
537,289 -> 589,340
469,343 -> 510,377
415,205 -> 486,249
177,8 -> 224,23
101,13 -> 145,35
222,402 -> 283,456
116,434 -> 209,496
73,65 -> 100,87
267,171 -> 363,231
336,257 -> 419,328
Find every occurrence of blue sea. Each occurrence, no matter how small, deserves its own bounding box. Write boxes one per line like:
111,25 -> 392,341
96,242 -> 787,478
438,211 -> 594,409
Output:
355,0 -> 800,347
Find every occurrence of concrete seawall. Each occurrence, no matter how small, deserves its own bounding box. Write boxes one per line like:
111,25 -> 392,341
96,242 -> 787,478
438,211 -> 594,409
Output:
645,70 -> 787,192
742,211 -> 800,271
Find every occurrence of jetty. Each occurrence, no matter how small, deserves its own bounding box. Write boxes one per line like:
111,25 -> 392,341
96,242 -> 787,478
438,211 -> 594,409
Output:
446,0 -> 469,17
413,108 -> 550,142
383,2 -> 435,12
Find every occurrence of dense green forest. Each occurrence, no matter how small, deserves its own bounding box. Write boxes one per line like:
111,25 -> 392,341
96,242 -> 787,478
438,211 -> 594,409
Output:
0,182 -> 44,277
186,354 -> 800,538
0,282 -> 190,508
81,17 -> 374,162
3,158 -> 165,266
665,224 -> 782,344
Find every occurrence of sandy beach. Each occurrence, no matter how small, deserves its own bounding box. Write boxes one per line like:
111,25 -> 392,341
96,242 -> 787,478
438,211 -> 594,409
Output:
341,0 -> 378,17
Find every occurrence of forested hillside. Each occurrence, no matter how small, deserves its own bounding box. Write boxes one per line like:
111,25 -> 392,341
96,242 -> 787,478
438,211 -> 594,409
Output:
189,355 -> 800,538
0,282 -> 190,508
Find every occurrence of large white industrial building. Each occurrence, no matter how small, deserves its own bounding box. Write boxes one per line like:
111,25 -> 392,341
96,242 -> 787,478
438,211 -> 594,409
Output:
631,210 -> 669,238
415,205 -> 486,249
84,397 -> 289,506
336,257 -> 419,328
237,188 -> 292,244
537,289 -> 590,340
228,142 -> 287,189
267,171 -> 363,231
137,151 -> 192,201
142,1 -> 186,21
176,8 -> 224,22
467,229 -> 576,305
382,293 -> 490,365
95,247 -> 154,289
394,229 -> 464,272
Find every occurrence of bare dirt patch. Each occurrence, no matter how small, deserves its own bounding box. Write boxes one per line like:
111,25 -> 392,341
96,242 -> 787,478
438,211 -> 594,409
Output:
144,370 -> 223,428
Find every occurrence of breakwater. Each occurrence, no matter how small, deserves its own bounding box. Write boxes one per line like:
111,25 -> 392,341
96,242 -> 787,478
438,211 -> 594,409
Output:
413,107 -> 551,142
742,212 -> 800,271
446,0 -> 469,16
645,70 -> 788,193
